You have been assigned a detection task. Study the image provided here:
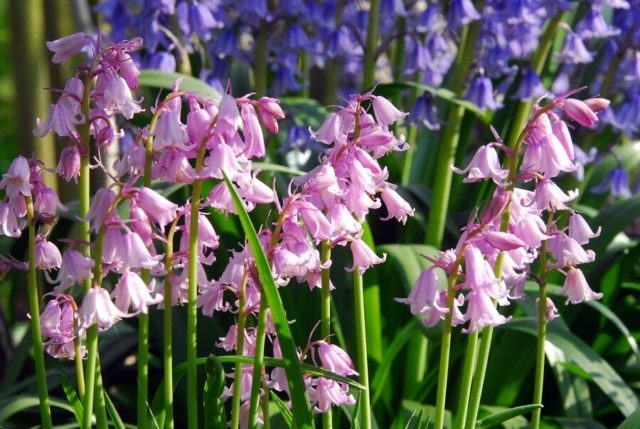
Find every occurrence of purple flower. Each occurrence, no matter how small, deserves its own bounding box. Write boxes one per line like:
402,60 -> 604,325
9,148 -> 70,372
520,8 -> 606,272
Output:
0,156 -> 32,200
79,287 -> 128,332
53,249 -> 95,292
559,267 -> 603,304
45,32 -> 93,63
557,31 -> 593,64
449,0 -> 481,27
514,68 -> 546,101
452,145 -> 509,184
592,166 -> 633,198
0,203 -> 22,237
316,341 -> 358,377
465,74 -> 502,111
35,236 -> 62,271
568,213 -> 601,245
112,270 -> 162,314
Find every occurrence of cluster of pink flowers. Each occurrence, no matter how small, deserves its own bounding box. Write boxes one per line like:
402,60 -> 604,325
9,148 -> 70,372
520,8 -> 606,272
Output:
199,92 -> 415,415
398,90 -> 607,332
0,30 -> 416,419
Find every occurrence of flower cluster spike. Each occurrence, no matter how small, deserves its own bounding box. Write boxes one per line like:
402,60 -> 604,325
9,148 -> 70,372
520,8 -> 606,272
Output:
398,90 -> 608,332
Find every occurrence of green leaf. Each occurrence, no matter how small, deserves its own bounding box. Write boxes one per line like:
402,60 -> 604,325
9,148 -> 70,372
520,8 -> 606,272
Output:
57,373 -> 83,424
203,355 -> 227,429
476,404 -> 542,428
138,70 -> 220,100
223,172 -> 314,428
371,319 -> 419,407
585,300 -> 640,367
279,97 -> 327,129
253,162 -> 305,176
0,396 -> 75,422
506,319 -> 640,417
270,391 -> 294,428
104,391 -> 126,429
587,196 -> 640,269
375,82 -> 493,123
618,407 -> 640,429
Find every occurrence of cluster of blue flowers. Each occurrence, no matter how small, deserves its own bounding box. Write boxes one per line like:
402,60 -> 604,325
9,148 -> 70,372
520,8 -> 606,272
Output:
97,0 -> 639,196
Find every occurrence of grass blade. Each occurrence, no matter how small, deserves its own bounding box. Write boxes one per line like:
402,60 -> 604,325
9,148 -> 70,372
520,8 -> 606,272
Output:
476,404 -> 542,428
222,171 -> 314,428
57,373 -> 83,424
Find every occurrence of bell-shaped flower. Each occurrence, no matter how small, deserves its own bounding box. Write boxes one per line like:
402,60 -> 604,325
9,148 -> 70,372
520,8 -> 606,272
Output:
568,213 -> 600,245
56,145 -> 81,183
347,238 -> 386,273
395,267 -> 448,317
0,203 -> 22,237
95,68 -> 142,119
40,296 -> 75,340
0,156 -> 32,200
310,113 -> 343,144
559,267 -> 603,304
46,32 -> 92,63
380,186 -> 415,224
136,187 -> 178,229
153,98 -> 188,150
78,287 -> 128,332
316,341 -> 358,377
546,232 -> 595,267
112,270 -> 162,314
532,179 -> 578,211
153,149 -> 196,183
452,145 -> 508,184
53,249 -> 94,291
536,297 -> 559,324
308,377 -> 356,414
34,187 -> 66,216
466,74 -> 501,111
558,32 -> 593,64
296,200 -> 333,241
240,103 -> 265,157
371,95 -> 407,128
86,188 -> 116,232
122,231 -> 161,270
463,289 -> 509,333
35,236 -> 62,271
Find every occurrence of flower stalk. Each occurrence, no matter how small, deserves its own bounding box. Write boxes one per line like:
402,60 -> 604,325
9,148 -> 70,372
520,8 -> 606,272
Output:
353,271 -> 371,429
231,269 -> 249,429
320,240 -> 332,429
26,196 -> 53,429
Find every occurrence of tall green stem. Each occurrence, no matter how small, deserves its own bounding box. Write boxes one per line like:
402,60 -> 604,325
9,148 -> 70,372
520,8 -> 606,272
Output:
454,330 -> 479,429
424,3 -> 484,248
254,23 -> 268,97
463,326 -> 493,429
325,1 -> 344,105
460,16 -> 562,428
353,271 -> 371,429
163,220 -> 178,429
231,270 -> 248,429
320,241 -> 332,429
531,284 -> 548,428
25,197 -> 52,429
248,295 -> 269,428
74,318 -> 85,400
362,0 -> 380,90
433,260 -> 465,429
187,140 -> 208,429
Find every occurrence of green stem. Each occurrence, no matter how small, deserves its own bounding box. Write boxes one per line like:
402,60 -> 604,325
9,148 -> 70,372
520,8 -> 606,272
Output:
137,312 -> 149,428
249,295 -> 269,428
424,2 -> 484,248
262,389 -> 270,429
74,327 -> 85,400
26,198 -> 52,429
254,23 -> 268,97
353,271 -> 371,429
187,141 -> 208,429
82,325 -> 98,429
463,326 -> 493,429
434,264 -> 462,429
231,270 -> 249,429
455,330 -> 479,429
320,240 -> 332,429
163,221 -> 178,429
94,357 -> 108,429
324,1 -> 344,105
531,284 -> 548,429
362,0 -> 380,90
461,17 -> 561,428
